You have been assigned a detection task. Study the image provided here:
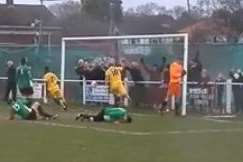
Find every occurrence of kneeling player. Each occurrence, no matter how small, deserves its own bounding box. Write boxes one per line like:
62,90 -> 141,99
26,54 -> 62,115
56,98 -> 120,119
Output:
105,64 -> 129,106
10,99 -> 57,120
75,107 -> 132,124
43,67 -> 68,111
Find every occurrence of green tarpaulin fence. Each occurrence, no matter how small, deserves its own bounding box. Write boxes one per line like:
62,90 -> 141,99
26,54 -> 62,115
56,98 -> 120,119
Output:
0,44 -> 242,79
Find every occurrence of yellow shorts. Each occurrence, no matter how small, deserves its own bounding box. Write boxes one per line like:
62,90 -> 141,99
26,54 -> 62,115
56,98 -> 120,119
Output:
49,88 -> 63,99
110,81 -> 127,97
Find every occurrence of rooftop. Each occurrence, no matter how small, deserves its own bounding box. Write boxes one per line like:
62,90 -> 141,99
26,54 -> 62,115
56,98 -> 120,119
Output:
0,4 -> 58,27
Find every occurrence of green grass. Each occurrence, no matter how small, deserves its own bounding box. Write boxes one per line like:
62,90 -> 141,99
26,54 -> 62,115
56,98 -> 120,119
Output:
1,102 -> 243,162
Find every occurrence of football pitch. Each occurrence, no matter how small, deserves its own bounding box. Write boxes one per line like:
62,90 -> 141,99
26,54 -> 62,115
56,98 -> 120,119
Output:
1,102 -> 243,162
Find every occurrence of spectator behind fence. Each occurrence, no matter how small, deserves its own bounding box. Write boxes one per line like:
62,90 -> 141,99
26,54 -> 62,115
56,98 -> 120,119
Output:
188,51 -> 202,83
187,55 -> 203,111
200,69 -> 210,87
215,73 -> 226,113
240,70 -> 243,112
4,60 -> 17,102
188,58 -> 202,82
230,69 -> 243,114
89,62 -> 105,81
82,61 -> 94,80
126,61 -> 145,82
140,58 -> 162,108
125,61 -> 146,107
120,58 -> 128,80
75,59 -> 85,83
159,56 -> 167,73
140,58 -> 162,81
200,69 -> 211,112
76,57 -> 116,81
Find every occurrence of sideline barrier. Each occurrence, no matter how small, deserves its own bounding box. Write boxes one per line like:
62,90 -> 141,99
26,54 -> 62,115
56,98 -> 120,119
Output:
1,77 -> 242,115
0,77 -> 47,103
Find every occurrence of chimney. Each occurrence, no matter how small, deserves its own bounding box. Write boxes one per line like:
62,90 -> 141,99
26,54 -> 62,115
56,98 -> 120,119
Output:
6,0 -> 14,5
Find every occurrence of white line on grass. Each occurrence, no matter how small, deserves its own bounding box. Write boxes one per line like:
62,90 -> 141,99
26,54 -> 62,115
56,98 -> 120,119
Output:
131,113 -> 157,117
2,115 -> 243,136
202,117 -> 233,124
25,120 -> 243,136
26,121 -> 153,136
205,115 -> 237,118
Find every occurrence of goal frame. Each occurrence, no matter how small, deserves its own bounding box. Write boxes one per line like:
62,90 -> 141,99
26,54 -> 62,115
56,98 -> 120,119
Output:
61,34 -> 189,116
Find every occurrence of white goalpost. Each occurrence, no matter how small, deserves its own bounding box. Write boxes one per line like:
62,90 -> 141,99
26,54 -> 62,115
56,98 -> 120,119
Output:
61,34 -> 189,116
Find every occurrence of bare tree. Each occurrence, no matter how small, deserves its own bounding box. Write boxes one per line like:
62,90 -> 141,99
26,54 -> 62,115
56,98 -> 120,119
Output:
135,2 -> 161,16
48,1 -> 108,36
171,6 -> 187,19
49,1 -> 81,18
187,0 -> 191,14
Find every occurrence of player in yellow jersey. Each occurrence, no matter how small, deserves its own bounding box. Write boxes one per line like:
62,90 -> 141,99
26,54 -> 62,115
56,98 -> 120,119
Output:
105,64 -> 129,106
43,67 -> 68,111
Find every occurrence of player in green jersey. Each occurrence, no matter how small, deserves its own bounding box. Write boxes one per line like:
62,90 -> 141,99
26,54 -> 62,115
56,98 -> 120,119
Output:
10,99 -> 57,120
75,107 -> 132,123
16,58 -> 33,96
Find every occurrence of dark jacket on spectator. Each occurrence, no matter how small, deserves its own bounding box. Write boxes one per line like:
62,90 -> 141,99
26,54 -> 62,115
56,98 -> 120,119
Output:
4,65 -> 17,102
75,66 -> 86,79
7,66 -> 16,83
142,63 -> 161,81
75,66 -> 92,87
126,67 -> 144,82
188,60 -> 202,82
89,66 -> 105,80
231,72 -> 243,113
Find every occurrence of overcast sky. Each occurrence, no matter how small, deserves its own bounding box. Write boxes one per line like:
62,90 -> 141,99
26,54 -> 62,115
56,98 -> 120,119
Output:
0,0 -> 188,9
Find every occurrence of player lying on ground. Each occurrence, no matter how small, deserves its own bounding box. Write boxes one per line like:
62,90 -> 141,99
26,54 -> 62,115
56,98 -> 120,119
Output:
10,98 -> 58,120
75,107 -> 132,124
105,63 -> 130,106
43,66 -> 68,111
160,57 -> 186,116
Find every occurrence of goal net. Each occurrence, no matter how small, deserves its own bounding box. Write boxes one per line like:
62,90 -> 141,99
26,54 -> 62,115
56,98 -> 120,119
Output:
61,34 -> 189,116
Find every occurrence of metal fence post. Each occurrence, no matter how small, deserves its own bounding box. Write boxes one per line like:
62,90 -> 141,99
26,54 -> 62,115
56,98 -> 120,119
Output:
43,81 -> 48,104
124,78 -> 129,107
82,77 -> 86,105
226,79 -> 232,114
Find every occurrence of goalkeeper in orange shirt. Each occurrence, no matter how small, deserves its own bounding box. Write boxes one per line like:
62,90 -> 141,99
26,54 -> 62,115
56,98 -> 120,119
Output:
43,67 -> 68,111
159,57 -> 186,116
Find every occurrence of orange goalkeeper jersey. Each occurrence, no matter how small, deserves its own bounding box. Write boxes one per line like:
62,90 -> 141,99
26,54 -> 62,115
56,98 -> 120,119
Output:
169,62 -> 184,84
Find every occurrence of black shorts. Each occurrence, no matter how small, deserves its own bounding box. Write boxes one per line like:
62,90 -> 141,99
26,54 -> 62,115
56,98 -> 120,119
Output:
94,109 -> 105,122
20,87 -> 33,96
25,110 -> 37,120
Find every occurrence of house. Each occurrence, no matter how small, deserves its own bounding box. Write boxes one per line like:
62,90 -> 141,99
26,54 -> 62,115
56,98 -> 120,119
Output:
178,18 -> 234,43
0,0 -> 61,46
117,15 -> 176,55
120,15 -> 175,35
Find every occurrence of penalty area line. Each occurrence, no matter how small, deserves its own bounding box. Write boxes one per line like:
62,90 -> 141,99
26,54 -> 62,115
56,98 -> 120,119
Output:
26,120 -> 243,136
2,115 -> 243,136
202,117 -> 233,124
